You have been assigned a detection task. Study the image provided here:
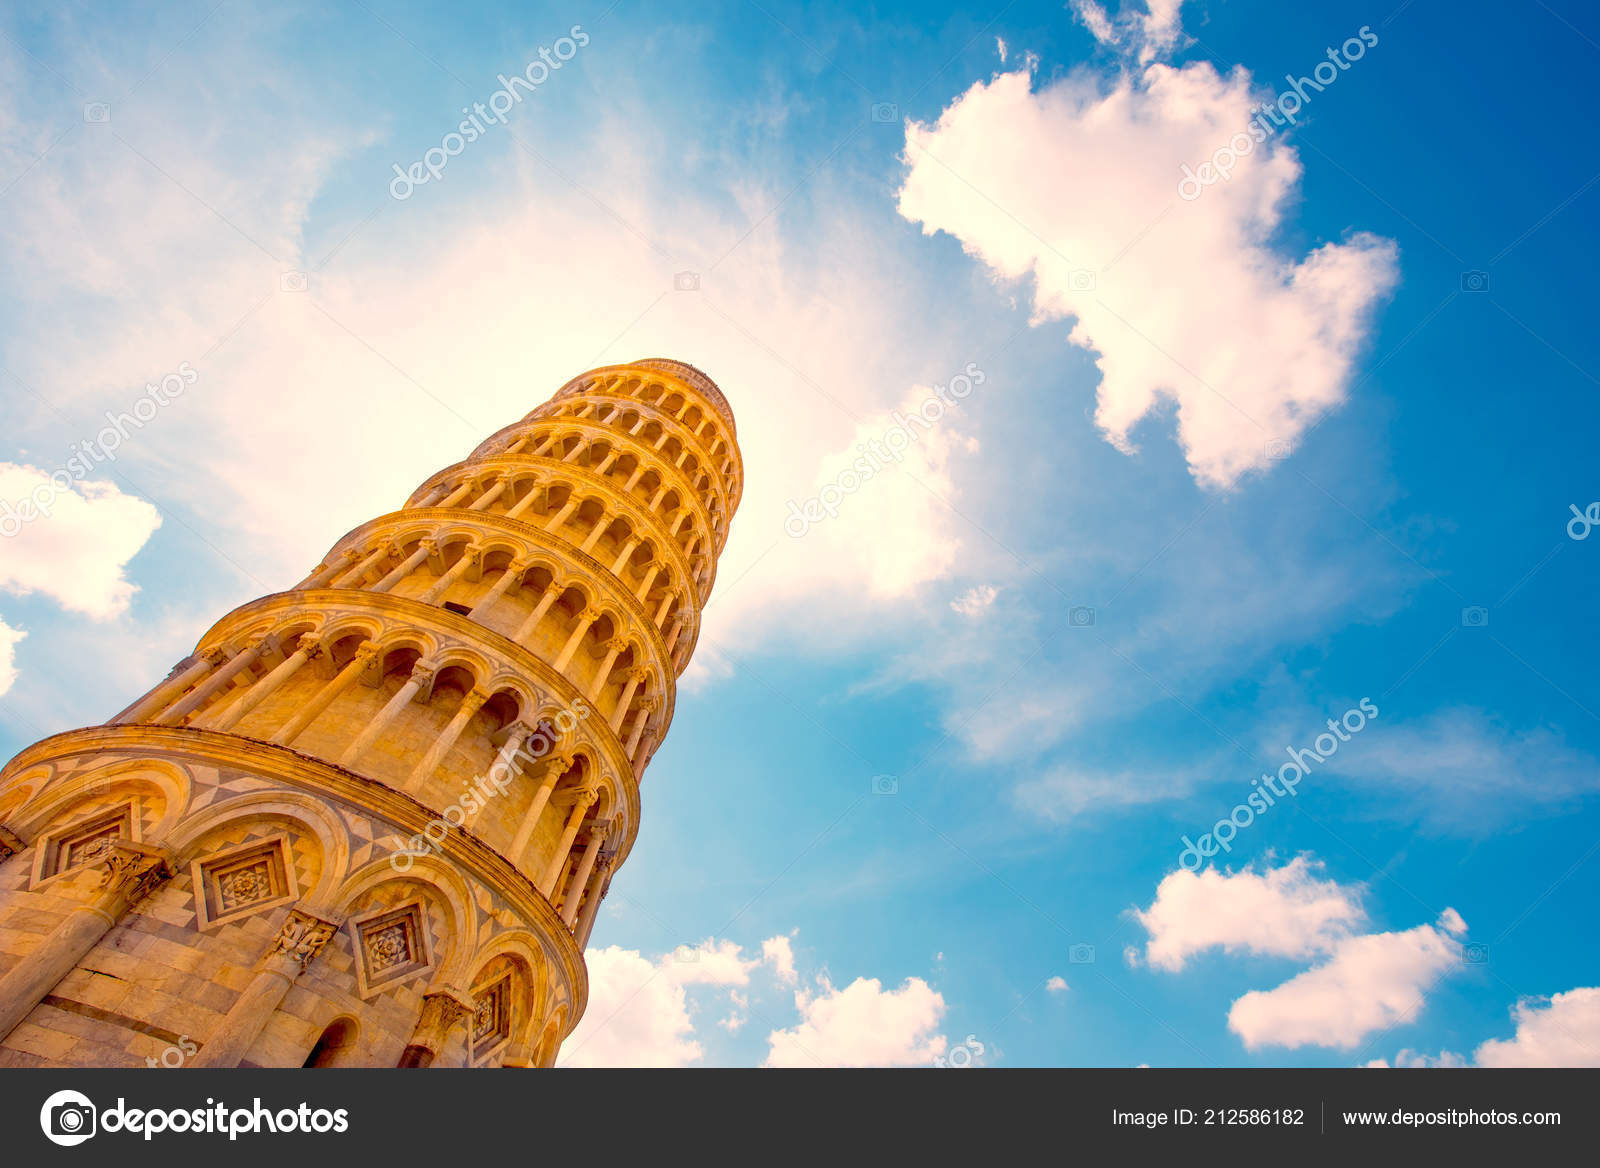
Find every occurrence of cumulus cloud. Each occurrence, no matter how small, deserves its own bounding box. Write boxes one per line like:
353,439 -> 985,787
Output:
1228,912 -> 1466,1051
765,976 -> 948,1067
1046,975 -> 1069,993
0,617 -> 23,697
1133,857 -> 1366,971
560,938 -> 758,1068
763,933 -> 798,985
0,464 -> 162,619
1473,987 -> 1600,1067
897,14 -> 1398,488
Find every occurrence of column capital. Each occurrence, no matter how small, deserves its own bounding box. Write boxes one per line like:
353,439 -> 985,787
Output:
97,841 -> 172,901
266,908 -> 342,973
578,607 -> 602,624
418,987 -> 474,1031
603,637 -> 630,654
0,825 -> 25,859
625,667 -> 651,683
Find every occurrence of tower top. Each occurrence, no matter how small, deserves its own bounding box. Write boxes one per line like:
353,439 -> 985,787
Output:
630,358 -> 736,435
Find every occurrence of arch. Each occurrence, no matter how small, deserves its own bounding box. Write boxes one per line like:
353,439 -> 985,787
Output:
302,1015 -> 361,1067
165,789 -> 352,909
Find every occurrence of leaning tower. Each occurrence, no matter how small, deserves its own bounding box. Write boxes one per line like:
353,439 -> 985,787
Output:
0,358 -> 740,1068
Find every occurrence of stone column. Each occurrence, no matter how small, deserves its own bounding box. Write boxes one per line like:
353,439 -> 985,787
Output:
330,543 -> 395,588
632,561 -> 661,601
404,688 -> 490,792
437,479 -> 479,509
560,821 -> 608,926
187,908 -> 341,1068
573,855 -> 613,947
609,537 -> 641,575
512,584 -> 563,645
542,497 -> 580,533
154,640 -> 266,726
509,757 -> 569,860
625,698 -> 659,757
419,545 -> 481,605
586,638 -> 628,701
467,560 -> 526,618
338,662 -> 434,768
208,637 -> 323,732
504,482 -> 545,520
372,540 -> 436,593
539,788 -> 597,897
487,721 -> 536,784
0,841 -> 171,1043
296,548 -> 361,590
397,989 -> 473,1068
466,475 -> 510,512
578,511 -> 612,554
552,608 -> 601,672
110,650 -> 222,724
269,643 -> 378,747
609,669 -> 647,732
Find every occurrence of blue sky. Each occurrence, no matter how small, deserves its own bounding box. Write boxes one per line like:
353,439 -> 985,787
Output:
1,0 -> 1597,1066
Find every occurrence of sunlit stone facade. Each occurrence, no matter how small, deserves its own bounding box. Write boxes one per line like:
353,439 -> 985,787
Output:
0,358 -> 740,1067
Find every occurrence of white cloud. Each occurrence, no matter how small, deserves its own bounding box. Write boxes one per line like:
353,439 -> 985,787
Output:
560,938 -> 757,1068
950,584 -> 998,616
1046,975 -> 1069,993
0,464 -> 162,619
1228,916 -> 1464,1051
897,26 -> 1398,489
765,976 -> 948,1067
1333,710 -> 1600,827
0,617 -> 23,697
1473,987 -> 1600,1067
763,933 -> 798,985
1134,857 -> 1365,971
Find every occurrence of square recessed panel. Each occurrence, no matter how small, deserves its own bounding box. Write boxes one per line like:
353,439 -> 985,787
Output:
192,835 -> 298,929
350,901 -> 432,998
33,804 -> 137,885
471,976 -> 512,1062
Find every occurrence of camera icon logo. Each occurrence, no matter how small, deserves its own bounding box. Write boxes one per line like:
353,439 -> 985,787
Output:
279,271 -> 308,292
40,1089 -> 97,1146
672,944 -> 700,963
1265,438 -> 1293,461
1068,605 -> 1095,628
1460,270 -> 1490,292
673,271 -> 700,292
1462,942 -> 1489,965
871,774 -> 899,796
82,102 -> 110,123
1068,943 -> 1096,964
1461,606 -> 1489,627
1069,269 -> 1096,292
870,102 -> 899,123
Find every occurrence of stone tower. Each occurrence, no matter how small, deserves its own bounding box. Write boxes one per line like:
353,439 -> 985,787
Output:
0,359 -> 740,1068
